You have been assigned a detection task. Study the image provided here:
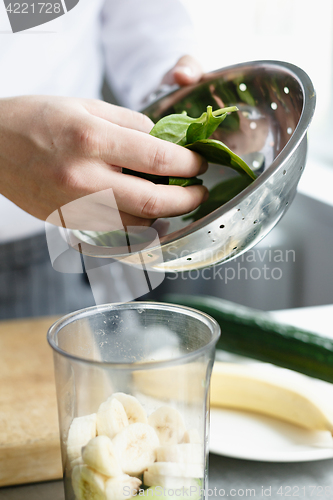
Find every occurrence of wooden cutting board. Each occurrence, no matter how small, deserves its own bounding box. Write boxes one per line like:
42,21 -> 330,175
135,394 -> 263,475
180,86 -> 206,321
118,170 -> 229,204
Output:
0,316 -> 63,487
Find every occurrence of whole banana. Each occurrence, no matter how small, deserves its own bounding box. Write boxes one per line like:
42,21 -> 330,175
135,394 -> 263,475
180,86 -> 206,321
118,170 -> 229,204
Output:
211,362 -> 333,433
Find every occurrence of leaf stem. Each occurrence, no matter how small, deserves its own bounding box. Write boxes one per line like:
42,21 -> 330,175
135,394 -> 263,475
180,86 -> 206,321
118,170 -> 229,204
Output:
212,106 -> 238,117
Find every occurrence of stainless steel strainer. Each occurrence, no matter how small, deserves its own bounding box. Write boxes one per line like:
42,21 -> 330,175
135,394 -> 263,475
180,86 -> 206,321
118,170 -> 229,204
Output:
70,60 -> 316,272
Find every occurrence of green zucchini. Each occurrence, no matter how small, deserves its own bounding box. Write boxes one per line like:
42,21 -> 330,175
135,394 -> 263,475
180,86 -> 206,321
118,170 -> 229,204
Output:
163,293 -> 333,384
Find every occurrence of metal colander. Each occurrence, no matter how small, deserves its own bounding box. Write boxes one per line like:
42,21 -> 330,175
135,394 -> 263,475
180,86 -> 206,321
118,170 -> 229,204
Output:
70,60 -> 316,272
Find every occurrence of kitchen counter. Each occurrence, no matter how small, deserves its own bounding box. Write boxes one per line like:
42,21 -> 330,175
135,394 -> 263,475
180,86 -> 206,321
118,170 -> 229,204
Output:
1,305 -> 333,499
1,454 -> 333,499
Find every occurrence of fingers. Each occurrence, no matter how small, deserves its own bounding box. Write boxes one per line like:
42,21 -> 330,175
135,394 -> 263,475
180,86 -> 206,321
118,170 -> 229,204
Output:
162,55 -> 203,86
82,99 -> 154,133
172,55 -> 203,85
93,120 -> 207,178
97,171 -> 209,219
48,173 -> 207,231
49,97 -> 209,229
52,203 -> 153,232
79,99 -> 208,179
132,183 -> 209,219
48,157 -> 208,229
47,187 -> 155,231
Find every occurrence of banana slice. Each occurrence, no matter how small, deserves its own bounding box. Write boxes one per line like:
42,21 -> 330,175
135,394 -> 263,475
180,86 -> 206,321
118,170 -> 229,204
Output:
111,393 -> 147,424
69,457 -> 85,470
148,406 -> 186,444
72,464 -> 106,500
112,422 -> 159,475
143,471 -> 199,490
97,397 -> 129,439
156,443 -> 203,465
182,429 -> 201,444
82,435 -> 122,477
72,465 -> 141,500
211,362 -> 333,432
67,414 -> 97,463
147,462 -> 203,479
105,474 -> 141,499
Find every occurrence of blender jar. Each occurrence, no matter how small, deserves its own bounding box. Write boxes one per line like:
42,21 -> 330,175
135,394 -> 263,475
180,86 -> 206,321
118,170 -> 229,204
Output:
47,301 -> 220,500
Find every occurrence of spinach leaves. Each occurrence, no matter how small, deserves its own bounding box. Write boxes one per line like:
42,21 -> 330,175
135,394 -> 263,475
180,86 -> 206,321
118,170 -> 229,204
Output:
149,105 -> 236,146
124,105 -> 256,187
186,139 -> 255,180
149,104 -> 256,181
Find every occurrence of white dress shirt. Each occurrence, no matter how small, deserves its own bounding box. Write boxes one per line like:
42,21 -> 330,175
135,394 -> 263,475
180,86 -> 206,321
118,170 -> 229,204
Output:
0,0 -> 194,242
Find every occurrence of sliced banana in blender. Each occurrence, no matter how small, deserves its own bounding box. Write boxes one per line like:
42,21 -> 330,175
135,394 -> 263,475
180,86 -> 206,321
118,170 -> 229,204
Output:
82,435 -> 122,477
110,392 -> 148,424
96,397 -> 128,439
148,405 -> 186,444
112,422 -> 159,475
67,413 -> 97,463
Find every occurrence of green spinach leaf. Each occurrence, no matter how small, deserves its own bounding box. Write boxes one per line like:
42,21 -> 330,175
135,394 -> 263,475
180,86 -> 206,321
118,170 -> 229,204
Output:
124,105 -> 254,186
149,112 -> 194,146
186,106 -> 234,143
149,105 -> 237,146
186,139 -> 256,180
169,176 -> 203,187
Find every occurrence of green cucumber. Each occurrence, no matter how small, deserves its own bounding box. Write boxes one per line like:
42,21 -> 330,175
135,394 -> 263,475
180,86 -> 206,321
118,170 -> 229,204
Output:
163,293 -> 333,384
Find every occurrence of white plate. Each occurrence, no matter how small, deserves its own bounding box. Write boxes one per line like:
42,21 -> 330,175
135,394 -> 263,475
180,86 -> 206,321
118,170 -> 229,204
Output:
209,408 -> 333,462
208,305 -> 333,462
210,347 -> 333,462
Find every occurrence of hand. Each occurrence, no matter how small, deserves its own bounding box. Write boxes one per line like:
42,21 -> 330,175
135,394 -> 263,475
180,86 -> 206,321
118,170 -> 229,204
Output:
162,55 -> 203,86
0,96 -> 208,231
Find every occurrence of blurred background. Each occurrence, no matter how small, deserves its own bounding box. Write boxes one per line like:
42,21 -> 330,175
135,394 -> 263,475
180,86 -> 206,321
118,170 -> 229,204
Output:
144,0 -> 333,311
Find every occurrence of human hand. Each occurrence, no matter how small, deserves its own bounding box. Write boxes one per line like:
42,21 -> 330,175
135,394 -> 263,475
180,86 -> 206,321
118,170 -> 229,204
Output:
0,96 -> 208,231
162,55 -> 203,87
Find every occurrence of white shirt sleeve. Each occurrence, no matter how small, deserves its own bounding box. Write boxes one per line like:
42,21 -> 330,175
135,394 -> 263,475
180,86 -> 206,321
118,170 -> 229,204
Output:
100,0 -> 196,110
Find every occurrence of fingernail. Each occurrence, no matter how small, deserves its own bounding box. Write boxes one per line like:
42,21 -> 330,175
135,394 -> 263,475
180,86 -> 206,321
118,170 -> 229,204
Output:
199,160 -> 208,175
203,189 -> 210,202
174,65 -> 195,77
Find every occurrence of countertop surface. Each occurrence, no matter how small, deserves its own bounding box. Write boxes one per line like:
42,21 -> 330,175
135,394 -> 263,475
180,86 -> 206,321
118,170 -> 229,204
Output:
1,305 -> 333,498
1,453 -> 333,499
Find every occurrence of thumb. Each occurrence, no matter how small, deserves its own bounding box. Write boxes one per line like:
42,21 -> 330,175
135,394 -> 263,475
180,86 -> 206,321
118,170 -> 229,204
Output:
163,55 -> 203,86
